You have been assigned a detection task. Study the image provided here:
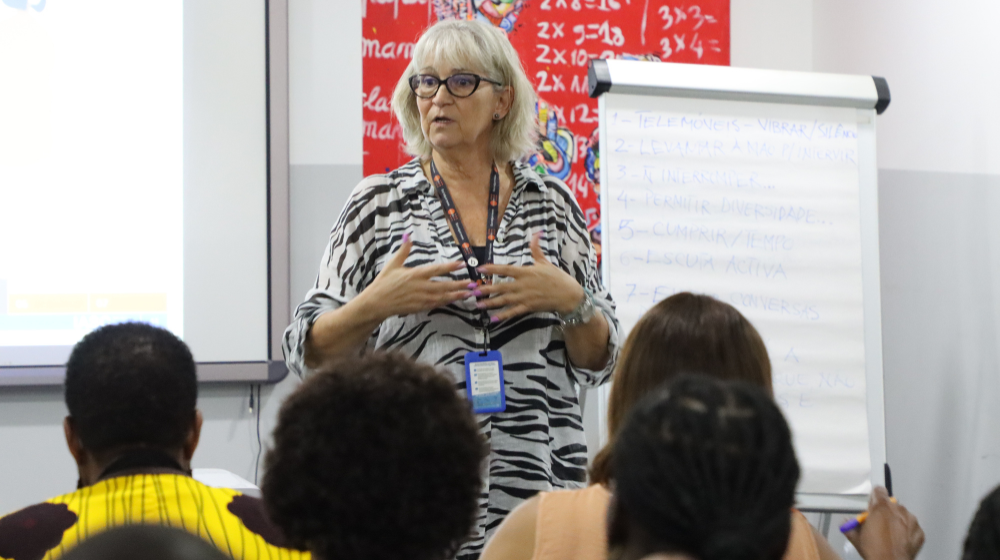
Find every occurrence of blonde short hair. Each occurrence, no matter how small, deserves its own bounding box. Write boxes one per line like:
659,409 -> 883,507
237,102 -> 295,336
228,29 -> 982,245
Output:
391,20 -> 538,163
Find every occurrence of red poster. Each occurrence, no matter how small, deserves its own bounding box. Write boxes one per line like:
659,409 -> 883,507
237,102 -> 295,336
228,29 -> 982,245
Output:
363,0 -> 729,255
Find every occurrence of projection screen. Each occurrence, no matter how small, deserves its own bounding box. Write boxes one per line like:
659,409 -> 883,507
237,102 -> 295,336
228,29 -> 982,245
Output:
0,0 -> 290,384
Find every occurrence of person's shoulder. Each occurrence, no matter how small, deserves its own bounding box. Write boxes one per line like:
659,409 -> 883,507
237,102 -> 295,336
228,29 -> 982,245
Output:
222,492 -> 299,550
0,498 -> 80,557
480,495 -> 540,560
173,479 -> 302,552
540,484 -> 611,516
512,162 -> 572,198
528,486 -> 610,560
350,159 -> 426,201
334,159 -> 426,228
511,162 -> 588,234
788,508 -> 828,560
512,162 -> 583,214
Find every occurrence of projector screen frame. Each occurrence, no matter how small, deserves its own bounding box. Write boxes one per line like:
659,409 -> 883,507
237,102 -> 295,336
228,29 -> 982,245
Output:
0,0 -> 291,387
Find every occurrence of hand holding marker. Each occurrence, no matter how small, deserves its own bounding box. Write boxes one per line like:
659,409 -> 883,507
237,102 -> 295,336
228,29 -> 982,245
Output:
839,499 -> 897,533
840,487 -> 924,558
841,464 -> 894,533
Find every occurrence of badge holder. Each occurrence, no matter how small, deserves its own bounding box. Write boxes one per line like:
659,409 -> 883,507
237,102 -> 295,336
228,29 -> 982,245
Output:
431,158 -> 506,414
464,327 -> 506,414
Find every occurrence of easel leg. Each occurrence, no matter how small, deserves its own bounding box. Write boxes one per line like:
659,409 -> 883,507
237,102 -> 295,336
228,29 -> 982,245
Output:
819,512 -> 832,538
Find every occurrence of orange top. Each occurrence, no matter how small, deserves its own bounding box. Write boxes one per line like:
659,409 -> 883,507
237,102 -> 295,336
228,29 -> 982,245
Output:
785,508 -> 822,560
532,485 -> 820,560
533,485 -> 611,560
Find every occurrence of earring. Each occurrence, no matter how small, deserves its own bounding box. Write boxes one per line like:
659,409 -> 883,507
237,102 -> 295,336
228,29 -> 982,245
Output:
494,113 -> 500,120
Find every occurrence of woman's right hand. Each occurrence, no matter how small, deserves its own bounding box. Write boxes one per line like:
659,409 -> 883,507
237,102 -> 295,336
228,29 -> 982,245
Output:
355,233 -> 474,322
305,234 -> 472,368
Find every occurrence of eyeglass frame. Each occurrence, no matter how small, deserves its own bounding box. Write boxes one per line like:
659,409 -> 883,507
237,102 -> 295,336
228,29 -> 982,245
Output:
408,73 -> 504,99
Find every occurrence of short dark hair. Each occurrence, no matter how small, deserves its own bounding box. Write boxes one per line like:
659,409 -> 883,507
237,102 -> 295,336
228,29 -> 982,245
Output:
65,322 -> 197,453
61,525 -> 228,560
592,292 -> 772,484
262,352 -> 486,560
964,485 -> 1000,559
610,374 -> 799,560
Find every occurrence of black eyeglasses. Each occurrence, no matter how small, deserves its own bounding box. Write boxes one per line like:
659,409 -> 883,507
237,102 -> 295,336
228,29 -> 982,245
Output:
408,73 -> 503,99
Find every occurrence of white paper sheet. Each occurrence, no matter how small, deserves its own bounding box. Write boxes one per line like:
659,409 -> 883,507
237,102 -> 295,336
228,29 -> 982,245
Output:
602,94 -> 871,494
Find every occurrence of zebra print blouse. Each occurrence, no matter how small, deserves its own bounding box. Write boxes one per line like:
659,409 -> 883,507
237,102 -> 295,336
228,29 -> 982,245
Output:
283,158 -> 620,559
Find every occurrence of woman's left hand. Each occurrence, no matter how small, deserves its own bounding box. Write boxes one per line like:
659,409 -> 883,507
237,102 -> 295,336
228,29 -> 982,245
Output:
475,233 -> 585,323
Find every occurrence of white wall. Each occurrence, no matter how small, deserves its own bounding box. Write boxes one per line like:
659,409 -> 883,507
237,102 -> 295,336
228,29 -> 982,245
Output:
878,170 -> 1000,560
813,0 -> 1000,175
0,389 -> 74,509
0,376 -> 301,513
289,0 -> 362,165
730,0 -> 812,71
287,0 -> 364,301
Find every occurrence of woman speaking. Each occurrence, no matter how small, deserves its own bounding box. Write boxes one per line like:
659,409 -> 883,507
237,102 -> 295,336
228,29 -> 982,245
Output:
283,19 -> 619,558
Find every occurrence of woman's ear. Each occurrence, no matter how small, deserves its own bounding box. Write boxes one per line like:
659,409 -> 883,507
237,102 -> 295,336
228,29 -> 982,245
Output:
495,86 -> 514,119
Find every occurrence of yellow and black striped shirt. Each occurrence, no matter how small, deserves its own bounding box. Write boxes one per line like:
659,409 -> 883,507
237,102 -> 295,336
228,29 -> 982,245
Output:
0,473 -> 309,560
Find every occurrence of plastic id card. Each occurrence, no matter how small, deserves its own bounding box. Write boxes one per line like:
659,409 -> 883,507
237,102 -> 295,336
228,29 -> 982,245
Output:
464,350 -> 506,414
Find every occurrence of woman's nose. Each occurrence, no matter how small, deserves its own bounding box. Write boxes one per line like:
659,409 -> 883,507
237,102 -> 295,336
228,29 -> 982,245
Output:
431,85 -> 454,105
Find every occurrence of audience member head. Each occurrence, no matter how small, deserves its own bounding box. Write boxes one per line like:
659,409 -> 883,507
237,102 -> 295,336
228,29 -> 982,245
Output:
60,525 -> 228,560
592,292 -> 771,484
608,374 -> 799,560
64,322 -> 201,485
262,352 -> 486,560
964,485 -> 1000,559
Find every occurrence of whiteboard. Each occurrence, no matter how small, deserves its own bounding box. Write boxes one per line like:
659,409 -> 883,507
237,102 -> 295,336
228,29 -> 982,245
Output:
596,62 -> 887,498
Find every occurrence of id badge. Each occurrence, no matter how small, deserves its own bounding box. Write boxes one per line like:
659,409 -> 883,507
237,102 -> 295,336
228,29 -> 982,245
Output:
464,350 -> 506,414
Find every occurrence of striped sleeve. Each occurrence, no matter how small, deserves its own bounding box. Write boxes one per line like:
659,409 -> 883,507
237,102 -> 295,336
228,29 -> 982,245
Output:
545,177 -> 620,388
282,177 -> 389,378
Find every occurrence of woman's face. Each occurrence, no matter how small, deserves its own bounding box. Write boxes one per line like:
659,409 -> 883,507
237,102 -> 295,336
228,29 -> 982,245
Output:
415,60 -> 510,157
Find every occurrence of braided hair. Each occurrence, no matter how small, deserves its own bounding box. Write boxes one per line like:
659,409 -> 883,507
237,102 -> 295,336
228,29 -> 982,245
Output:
964,485 -> 1000,560
611,374 -> 800,560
